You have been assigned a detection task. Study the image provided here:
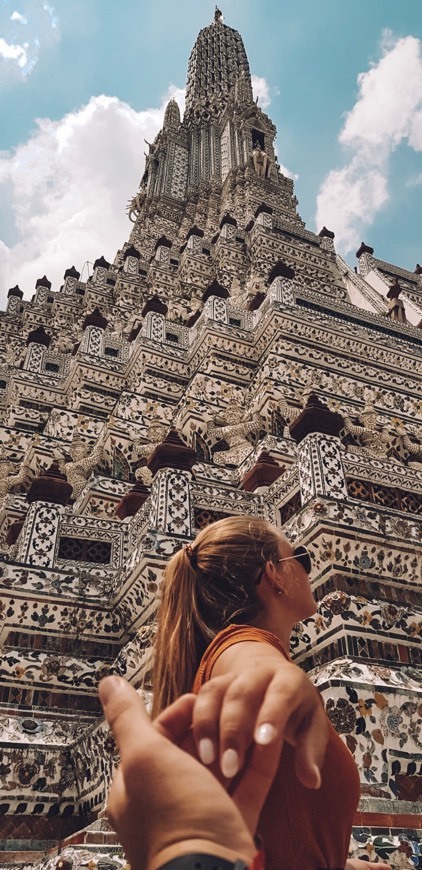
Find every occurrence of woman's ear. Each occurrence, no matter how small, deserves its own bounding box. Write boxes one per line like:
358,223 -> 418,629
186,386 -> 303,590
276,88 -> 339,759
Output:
258,563 -> 286,599
261,560 -> 278,583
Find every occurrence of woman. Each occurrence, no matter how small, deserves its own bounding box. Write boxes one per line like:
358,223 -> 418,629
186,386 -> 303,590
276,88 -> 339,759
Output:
152,517 -> 385,870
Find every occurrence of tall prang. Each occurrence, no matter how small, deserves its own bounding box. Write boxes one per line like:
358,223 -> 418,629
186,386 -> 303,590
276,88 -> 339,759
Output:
0,11 -> 421,868
119,5 -> 310,326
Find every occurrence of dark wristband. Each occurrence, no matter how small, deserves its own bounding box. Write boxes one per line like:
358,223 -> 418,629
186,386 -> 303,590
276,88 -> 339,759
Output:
158,853 -> 248,870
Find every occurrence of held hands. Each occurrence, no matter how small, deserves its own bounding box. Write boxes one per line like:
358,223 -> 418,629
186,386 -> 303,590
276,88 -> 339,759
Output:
99,676 -> 282,870
191,643 -> 329,794
98,676 -> 384,870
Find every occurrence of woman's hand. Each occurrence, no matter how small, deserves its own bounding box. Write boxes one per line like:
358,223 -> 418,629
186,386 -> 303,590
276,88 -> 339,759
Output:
192,641 -> 329,792
99,676 -> 282,870
345,860 -> 392,869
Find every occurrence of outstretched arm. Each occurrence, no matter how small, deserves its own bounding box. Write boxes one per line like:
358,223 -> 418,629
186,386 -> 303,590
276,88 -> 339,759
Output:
99,676 -> 283,870
98,677 -> 388,870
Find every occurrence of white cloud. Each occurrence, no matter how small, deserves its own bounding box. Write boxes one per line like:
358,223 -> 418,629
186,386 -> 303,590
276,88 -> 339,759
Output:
316,33 -> 422,252
42,1 -> 58,30
0,88 -> 184,306
278,162 -> 298,181
0,0 -> 59,79
251,75 -> 271,110
10,11 -> 28,24
406,172 -> 422,187
0,75 -> 298,306
0,36 -> 29,69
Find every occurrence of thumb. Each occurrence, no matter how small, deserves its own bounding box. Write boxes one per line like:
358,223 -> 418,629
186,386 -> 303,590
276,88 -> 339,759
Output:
99,676 -> 153,761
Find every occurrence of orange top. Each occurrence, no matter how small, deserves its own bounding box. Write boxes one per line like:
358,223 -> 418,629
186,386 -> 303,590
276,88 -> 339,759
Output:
193,625 -> 361,870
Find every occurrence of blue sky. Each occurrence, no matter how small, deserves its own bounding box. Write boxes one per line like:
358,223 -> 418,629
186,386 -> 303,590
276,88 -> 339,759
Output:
0,0 -> 421,304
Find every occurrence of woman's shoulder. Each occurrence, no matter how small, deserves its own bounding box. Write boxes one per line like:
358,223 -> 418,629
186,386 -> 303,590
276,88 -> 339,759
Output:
215,624 -> 287,651
193,624 -> 288,692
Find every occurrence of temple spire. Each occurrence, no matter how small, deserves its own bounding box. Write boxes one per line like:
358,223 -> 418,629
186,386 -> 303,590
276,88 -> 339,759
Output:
185,14 -> 253,118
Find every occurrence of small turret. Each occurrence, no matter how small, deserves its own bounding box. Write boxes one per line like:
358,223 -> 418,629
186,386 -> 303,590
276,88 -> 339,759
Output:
163,98 -> 181,130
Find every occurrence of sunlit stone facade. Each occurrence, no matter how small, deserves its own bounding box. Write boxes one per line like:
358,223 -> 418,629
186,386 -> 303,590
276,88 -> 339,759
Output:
0,10 -> 421,868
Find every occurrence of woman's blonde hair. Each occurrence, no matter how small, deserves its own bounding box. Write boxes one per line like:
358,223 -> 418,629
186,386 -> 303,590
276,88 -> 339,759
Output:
152,515 -> 283,716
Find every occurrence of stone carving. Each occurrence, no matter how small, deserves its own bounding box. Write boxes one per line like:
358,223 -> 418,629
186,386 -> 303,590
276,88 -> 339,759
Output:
4,339 -> 24,367
168,295 -> 200,324
386,280 -> 407,323
230,277 -> 244,300
54,331 -> 76,353
128,188 -> 146,222
208,394 -> 262,466
0,448 -> 32,499
342,403 -> 392,459
59,431 -> 106,499
107,315 -> 125,339
252,142 -> 272,179
297,432 -> 348,503
395,421 -> 422,469
280,392 -> 300,424
133,418 -> 169,484
244,275 -> 266,304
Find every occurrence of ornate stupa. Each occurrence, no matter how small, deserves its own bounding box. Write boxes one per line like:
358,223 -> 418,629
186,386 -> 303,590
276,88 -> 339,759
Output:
0,10 -> 421,868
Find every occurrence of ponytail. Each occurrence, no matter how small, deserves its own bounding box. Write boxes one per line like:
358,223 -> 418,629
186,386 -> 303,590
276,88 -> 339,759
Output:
152,516 -> 283,716
152,547 -> 209,717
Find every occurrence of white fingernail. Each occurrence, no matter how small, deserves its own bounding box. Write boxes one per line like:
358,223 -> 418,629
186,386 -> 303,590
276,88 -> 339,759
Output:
312,764 -> 322,789
221,748 -> 239,778
255,723 -> 276,745
199,738 -> 215,765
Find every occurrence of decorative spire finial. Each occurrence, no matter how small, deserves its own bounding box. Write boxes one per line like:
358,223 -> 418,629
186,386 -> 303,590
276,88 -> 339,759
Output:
214,6 -> 223,23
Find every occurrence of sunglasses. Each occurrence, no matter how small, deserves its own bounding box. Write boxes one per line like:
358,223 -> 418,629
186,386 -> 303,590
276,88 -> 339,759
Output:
275,545 -> 312,575
255,544 -> 312,585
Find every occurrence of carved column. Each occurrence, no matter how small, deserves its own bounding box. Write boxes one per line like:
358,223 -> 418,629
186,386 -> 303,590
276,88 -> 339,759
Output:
355,242 -> 375,277
318,226 -> 336,254
289,394 -> 347,505
202,280 -> 230,323
23,326 -> 51,373
203,296 -> 228,323
148,430 -> 196,537
92,256 -> 111,286
149,468 -> 194,537
268,275 -> 294,306
123,245 -> 140,275
63,265 -> 81,295
16,462 -> 72,567
141,295 -> 168,343
81,308 -> 108,355
142,312 -> 165,343
34,276 -> 51,305
6,286 -> 23,316
81,325 -> 104,355
255,208 -> 273,231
